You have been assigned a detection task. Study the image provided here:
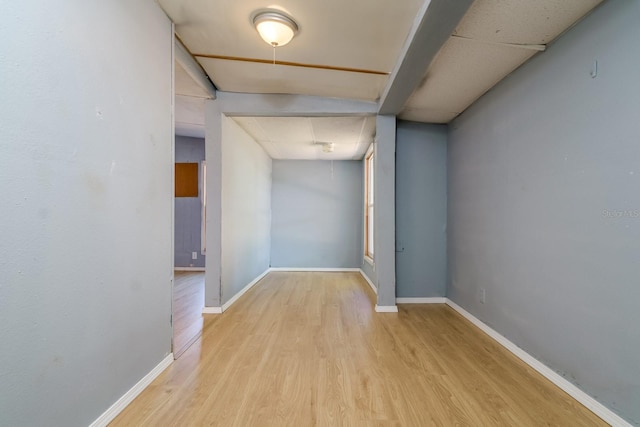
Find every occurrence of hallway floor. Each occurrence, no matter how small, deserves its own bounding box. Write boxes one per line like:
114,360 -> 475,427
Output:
112,272 -> 604,426
172,271 -> 204,359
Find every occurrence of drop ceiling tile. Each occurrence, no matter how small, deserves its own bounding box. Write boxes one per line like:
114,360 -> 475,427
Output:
399,108 -> 460,124
175,62 -> 211,98
198,58 -> 387,101
231,117 -> 268,142
251,117 -> 313,144
158,0 -> 423,72
254,140 -> 284,159
311,117 -> 368,144
175,122 -> 205,139
404,36 -> 537,119
270,142 -> 318,160
274,141 -> 356,160
454,0 -> 603,45
231,116 -> 373,160
175,95 -> 206,125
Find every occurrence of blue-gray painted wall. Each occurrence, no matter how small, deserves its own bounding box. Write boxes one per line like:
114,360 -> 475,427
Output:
448,1 -> 640,424
373,116 -> 398,306
396,121 -> 447,298
271,160 -> 363,268
175,136 -> 206,268
0,1 -> 173,426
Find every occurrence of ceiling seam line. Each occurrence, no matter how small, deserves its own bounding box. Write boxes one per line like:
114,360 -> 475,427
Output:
193,54 -> 390,76
450,35 -> 546,51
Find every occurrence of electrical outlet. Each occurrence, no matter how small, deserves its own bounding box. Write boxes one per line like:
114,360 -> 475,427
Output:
192,251 -> 198,260
480,288 -> 486,304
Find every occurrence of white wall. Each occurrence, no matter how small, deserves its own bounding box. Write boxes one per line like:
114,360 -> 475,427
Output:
221,117 -> 272,304
0,1 -> 173,426
271,160 -> 363,268
448,1 -> 640,424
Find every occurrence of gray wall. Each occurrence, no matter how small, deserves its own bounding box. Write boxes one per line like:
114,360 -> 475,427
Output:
361,258 -> 376,290
374,115 -> 398,307
221,117 -> 272,304
0,2 -> 173,426
396,121 -> 447,298
448,1 -> 640,424
175,136 -> 206,268
271,160 -> 363,268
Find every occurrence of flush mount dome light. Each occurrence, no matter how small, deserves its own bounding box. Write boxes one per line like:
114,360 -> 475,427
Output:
253,11 -> 298,47
322,142 -> 335,153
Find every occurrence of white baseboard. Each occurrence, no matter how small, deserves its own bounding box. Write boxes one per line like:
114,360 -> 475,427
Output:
375,305 -> 399,313
202,306 -> 223,314
358,269 -> 377,295
174,267 -> 205,272
269,267 -> 361,272
445,299 -> 631,427
221,268 -> 270,312
89,354 -> 173,427
397,297 -> 447,304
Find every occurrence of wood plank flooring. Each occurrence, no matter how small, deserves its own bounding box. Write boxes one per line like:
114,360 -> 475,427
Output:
113,272 -> 606,426
172,271 -> 204,359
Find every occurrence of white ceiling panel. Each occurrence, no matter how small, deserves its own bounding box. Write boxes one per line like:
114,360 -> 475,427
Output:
163,0 -> 604,125
312,116 -> 374,144
175,62 -> 211,98
175,95 -> 206,138
158,0 -> 423,72
454,0 -> 603,45
399,108 -> 460,125
229,116 -> 268,143
175,122 -> 206,139
232,116 -> 374,160
199,58 -> 387,101
401,0 -> 604,123
250,117 -> 312,144
403,36 -> 537,122
175,95 -> 205,125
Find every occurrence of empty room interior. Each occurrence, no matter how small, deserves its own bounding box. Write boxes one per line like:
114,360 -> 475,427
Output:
1,0 -> 639,426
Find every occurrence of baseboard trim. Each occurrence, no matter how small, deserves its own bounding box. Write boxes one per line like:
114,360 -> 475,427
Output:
397,297 -> 447,304
444,299 -> 631,427
174,267 -> 205,272
358,269 -> 377,295
374,305 -> 399,313
221,268 -> 270,312
269,267 -> 361,272
89,354 -> 173,427
202,306 -> 223,314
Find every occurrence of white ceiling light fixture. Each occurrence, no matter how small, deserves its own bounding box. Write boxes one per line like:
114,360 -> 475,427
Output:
313,141 -> 334,153
322,143 -> 334,153
253,10 -> 299,47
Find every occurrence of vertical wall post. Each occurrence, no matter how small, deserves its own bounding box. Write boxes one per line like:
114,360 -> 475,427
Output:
374,115 -> 397,311
203,100 -> 223,309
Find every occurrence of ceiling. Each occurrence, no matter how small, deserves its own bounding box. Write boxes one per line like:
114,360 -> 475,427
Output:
169,0 -> 604,156
400,0 -> 603,123
232,116 -> 375,160
163,0 -> 424,100
175,62 -> 208,138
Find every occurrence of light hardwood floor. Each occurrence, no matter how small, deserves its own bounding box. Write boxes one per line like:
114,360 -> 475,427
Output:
113,272 -> 605,426
172,271 -> 204,359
